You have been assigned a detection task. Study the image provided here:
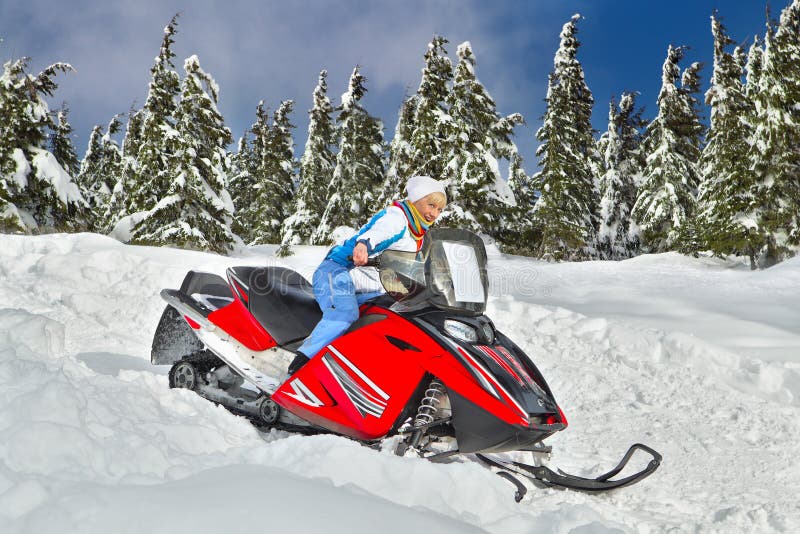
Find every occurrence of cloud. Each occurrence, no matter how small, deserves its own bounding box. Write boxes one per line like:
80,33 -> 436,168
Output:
2,0 -> 562,165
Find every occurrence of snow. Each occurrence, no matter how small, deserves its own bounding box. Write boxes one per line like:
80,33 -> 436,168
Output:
29,148 -> 86,205
1,232 -> 799,533
10,149 -> 30,189
108,210 -> 150,243
485,153 -> 516,206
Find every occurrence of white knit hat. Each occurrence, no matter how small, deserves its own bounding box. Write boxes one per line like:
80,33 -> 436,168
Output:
405,175 -> 447,202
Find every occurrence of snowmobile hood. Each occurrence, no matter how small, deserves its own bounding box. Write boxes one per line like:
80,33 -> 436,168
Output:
409,311 -> 567,439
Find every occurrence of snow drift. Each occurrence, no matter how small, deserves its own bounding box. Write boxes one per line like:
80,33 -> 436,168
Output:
0,233 -> 798,532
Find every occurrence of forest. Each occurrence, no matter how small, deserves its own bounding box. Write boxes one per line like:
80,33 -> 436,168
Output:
1,2 -> 799,269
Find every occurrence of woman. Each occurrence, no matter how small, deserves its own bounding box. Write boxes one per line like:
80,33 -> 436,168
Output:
289,175 -> 447,374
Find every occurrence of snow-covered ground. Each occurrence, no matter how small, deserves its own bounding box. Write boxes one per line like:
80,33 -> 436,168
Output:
0,232 -> 798,533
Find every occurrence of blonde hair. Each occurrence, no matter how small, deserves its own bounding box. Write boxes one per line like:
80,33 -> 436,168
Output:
421,191 -> 447,207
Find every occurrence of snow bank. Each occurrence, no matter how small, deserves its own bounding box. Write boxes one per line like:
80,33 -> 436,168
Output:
0,233 -> 798,532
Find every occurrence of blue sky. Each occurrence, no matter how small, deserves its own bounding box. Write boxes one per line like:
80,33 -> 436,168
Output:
0,0 -> 783,172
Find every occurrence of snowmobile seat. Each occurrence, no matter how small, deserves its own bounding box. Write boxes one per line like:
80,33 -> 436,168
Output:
228,266 -> 322,347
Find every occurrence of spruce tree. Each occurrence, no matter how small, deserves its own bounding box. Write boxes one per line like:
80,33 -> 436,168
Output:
501,152 -> 540,255
749,0 -> 800,265
250,100 -> 296,246
77,116 -> 123,230
380,95 -> 417,205
315,67 -> 386,244
407,36 -> 454,180
131,55 -> 236,254
125,14 -> 181,219
279,70 -> 336,255
632,45 -> 704,253
697,15 -> 760,267
0,56 -> 83,233
597,93 -> 646,259
105,106 -> 144,229
49,104 -> 80,178
230,102 -> 268,242
531,15 -> 597,261
441,41 -> 523,240
227,132 -> 251,238
674,60 -> 706,254
122,106 -> 144,159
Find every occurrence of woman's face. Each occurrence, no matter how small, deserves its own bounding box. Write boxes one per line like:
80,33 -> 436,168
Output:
413,194 -> 445,224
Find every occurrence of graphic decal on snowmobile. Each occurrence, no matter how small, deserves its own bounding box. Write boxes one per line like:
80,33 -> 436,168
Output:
477,345 -> 523,385
449,341 -> 528,423
322,346 -> 389,419
228,270 -> 250,303
284,378 -> 325,408
438,334 -> 528,421
478,344 -> 536,390
436,335 -> 499,399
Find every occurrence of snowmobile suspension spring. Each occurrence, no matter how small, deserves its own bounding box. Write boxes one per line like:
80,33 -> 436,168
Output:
414,379 -> 446,427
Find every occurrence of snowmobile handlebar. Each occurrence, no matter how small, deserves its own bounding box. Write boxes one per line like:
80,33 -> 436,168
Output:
347,255 -> 381,268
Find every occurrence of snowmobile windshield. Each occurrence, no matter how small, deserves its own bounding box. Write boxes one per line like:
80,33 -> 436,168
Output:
378,228 -> 489,315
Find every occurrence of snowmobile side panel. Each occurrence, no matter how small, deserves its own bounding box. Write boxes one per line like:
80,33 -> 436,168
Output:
272,308 -> 432,440
207,298 -> 277,351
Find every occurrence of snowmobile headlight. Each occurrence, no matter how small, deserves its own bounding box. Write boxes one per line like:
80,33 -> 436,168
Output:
444,320 -> 479,343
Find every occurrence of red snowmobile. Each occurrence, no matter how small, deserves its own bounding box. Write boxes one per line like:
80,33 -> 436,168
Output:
151,228 -> 660,499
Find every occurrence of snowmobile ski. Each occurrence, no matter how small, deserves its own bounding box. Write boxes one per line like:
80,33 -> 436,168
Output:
477,443 -> 662,495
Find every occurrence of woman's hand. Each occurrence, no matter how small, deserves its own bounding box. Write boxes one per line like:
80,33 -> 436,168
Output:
353,242 -> 369,266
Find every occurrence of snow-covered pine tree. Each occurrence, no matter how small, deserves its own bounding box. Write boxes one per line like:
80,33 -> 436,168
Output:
104,106 -> 144,229
77,125 -> 105,213
230,102 -> 268,242
379,95 -> 417,206
440,41 -> 522,241
596,99 -> 625,260
131,55 -> 236,254
49,104 -> 80,178
123,14 -> 181,221
596,92 -> 646,259
501,152 -> 540,255
531,14 -> 597,261
744,35 -> 765,110
122,105 -> 144,160
632,45 -> 704,253
227,132 -> 251,237
697,15 -> 760,267
749,0 -> 800,266
675,60 -> 706,254
250,100 -> 297,246
278,70 -> 336,256
77,116 -> 123,230
315,67 -> 386,244
407,36 -> 453,181
0,55 -> 84,233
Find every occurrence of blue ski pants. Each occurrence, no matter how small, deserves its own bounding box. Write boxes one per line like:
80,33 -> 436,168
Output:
295,259 -> 382,359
